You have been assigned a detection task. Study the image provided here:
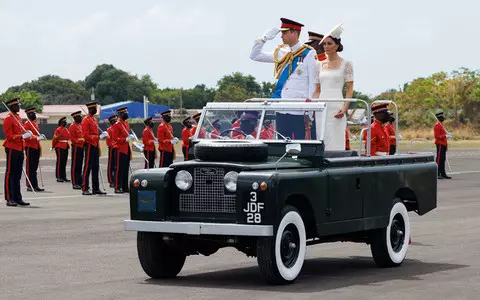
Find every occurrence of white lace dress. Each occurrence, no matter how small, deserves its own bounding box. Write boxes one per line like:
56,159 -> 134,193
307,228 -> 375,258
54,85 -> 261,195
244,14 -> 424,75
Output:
315,60 -> 354,151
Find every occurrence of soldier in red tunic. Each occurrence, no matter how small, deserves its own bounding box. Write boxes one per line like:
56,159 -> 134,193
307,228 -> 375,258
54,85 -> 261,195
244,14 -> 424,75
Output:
369,103 -> 390,156
106,114 -> 117,188
3,98 -> 31,206
23,107 -> 45,192
209,119 -> 222,139
81,101 -> 107,195
111,107 -> 134,193
157,110 -> 178,167
190,112 -> 206,138
434,110 -> 452,179
69,111 -> 85,189
142,116 -> 157,169
181,116 -> 193,160
52,117 -> 71,182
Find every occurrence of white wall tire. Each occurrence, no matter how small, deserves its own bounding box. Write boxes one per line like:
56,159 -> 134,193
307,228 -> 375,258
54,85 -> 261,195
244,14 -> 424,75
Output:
370,200 -> 411,267
257,205 -> 306,285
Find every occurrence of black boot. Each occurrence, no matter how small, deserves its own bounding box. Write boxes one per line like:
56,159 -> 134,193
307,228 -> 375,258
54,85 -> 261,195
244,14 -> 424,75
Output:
6,200 -> 17,207
15,199 -> 30,206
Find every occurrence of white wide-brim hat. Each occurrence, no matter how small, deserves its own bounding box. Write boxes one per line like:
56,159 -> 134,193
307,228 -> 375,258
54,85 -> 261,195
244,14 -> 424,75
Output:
320,23 -> 344,44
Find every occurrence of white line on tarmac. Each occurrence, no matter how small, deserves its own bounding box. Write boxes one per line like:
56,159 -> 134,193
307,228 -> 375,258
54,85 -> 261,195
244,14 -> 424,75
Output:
22,194 -> 128,200
447,170 -> 480,175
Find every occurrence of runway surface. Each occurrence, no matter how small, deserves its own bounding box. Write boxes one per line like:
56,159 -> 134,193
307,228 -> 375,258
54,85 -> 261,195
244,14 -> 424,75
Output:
1,149 -> 479,300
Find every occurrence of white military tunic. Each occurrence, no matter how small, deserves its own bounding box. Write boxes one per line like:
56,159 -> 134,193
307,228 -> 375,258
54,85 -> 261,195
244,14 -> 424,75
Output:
250,40 -> 317,100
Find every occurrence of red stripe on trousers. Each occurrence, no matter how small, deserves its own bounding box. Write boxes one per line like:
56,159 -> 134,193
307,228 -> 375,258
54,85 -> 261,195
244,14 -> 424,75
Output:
5,149 -> 12,201
82,145 -> 91,190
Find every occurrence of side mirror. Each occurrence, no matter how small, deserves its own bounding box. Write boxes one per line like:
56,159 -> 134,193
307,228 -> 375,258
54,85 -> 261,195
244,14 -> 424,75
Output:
286,143 -> 301,155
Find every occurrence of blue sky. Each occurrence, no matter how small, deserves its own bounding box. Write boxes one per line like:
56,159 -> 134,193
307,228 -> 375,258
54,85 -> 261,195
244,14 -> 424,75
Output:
0,0 -> 478,98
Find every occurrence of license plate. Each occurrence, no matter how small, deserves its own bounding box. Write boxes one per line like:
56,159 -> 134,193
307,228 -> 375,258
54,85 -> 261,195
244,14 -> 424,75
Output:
138,190 -> 156,212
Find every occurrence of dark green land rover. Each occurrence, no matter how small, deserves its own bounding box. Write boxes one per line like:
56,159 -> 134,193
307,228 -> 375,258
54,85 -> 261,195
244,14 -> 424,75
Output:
124,99 -> 437,285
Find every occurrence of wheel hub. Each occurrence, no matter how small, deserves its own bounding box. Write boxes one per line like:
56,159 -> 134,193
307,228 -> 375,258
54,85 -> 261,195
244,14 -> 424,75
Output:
390,214 -> 406,252
280,224 -> 300,268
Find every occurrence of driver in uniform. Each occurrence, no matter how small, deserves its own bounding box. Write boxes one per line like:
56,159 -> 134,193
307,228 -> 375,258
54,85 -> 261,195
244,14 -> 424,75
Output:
232,111 -> 259,140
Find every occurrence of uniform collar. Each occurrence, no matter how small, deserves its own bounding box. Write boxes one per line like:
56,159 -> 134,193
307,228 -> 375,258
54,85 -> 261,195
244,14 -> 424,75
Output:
290,41 -> 303,52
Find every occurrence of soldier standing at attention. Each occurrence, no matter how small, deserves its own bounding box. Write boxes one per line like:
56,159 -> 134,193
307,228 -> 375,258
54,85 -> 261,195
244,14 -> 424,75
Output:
69,111 -> 85,189
157,109 -> 178,167
106,114 -> 118,187
52,117 -> 71,182
23,107 -> 45,192
3,98 -> 31,206
434,110 -> 452,179
142,116 -> 157,169
111,107 -> 134,193
369,103 -> 390,156
81,101 -> 107,195
181,116 -> 193,160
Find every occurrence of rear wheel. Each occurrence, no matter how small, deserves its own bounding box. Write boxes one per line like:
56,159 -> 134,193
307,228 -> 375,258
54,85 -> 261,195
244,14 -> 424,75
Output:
370,200 -> 411,267
137,232 -> 186,278
257,205 -> 306,285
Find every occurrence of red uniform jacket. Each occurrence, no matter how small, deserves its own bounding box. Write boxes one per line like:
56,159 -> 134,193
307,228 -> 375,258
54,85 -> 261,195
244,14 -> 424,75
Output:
3,112 -> 24,151
190,125 -> 206,138
384,123 -> 396,146
111,119 -> 131,155
24,120 -> 40,149
210,128 -> 221,139
142,127 -> 156,151
181,127 -> 192,148
370,120 -> 389,156
52,126 -> 71,150
231,119 -> 241,138
260,125 -> 274,139
82,114 -> 99,147
106,126 -> 117,149
68,122 -> 85,148
434,122 -> 447,146
157,121 -> 174,152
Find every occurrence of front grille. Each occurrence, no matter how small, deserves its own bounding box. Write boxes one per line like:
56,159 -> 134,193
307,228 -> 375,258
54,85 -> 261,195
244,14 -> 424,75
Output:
179,167 -> 236,213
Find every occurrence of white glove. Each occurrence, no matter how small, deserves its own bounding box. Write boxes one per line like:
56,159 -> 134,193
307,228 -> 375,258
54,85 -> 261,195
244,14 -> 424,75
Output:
245,134 -> 255,140
126,134 -> 135,141
349,135 -> 357,142
170,137 -> 179,144
154,138 -> 159,145
446,132 -> 452,139
261,28 -> 280,42
36,134 -> 46,141
397,135 -> 403,140
49,147 -> 54,151
22,131 -> 32,139
99,131 -> 108,140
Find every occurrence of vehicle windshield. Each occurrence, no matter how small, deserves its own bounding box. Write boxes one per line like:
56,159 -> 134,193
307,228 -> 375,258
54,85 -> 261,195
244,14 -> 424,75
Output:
193,107 -> 325,142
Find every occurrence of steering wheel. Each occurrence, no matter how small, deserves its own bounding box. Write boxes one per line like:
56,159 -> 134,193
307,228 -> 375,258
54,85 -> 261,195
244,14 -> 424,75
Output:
220,129 -> 247,137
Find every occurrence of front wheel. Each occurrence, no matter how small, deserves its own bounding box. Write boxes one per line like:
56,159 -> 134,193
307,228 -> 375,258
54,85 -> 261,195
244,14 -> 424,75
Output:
137,232 -> 186,278
257,205 -> 306,285
370,200 -> 411,267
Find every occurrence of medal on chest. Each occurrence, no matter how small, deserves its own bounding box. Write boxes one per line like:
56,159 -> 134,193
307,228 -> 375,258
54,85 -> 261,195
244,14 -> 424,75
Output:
296,57 -> 304,75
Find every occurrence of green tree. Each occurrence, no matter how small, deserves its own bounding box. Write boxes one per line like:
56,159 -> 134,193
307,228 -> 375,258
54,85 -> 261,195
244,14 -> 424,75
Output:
0,90 -> 43,113
8,75 -> 89,105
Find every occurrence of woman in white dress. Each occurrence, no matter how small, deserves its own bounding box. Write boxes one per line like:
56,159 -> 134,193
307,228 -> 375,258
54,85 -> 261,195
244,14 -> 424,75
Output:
312,24 -> 354,151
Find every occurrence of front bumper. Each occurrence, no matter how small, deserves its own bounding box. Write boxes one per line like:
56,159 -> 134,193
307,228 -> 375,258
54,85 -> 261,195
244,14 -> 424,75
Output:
124,220 -> 273,236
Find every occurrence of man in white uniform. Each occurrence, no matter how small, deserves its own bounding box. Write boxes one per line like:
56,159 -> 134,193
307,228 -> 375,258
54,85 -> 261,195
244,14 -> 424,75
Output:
250,18 -> 317,140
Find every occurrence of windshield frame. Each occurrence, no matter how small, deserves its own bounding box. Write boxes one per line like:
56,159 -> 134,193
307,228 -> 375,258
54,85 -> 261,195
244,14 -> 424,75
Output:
191,101 -> 327,143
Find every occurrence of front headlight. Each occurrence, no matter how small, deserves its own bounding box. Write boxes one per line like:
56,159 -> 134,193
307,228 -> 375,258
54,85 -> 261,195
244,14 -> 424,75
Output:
175,170 -> 193,191
224,171 -> 239,192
